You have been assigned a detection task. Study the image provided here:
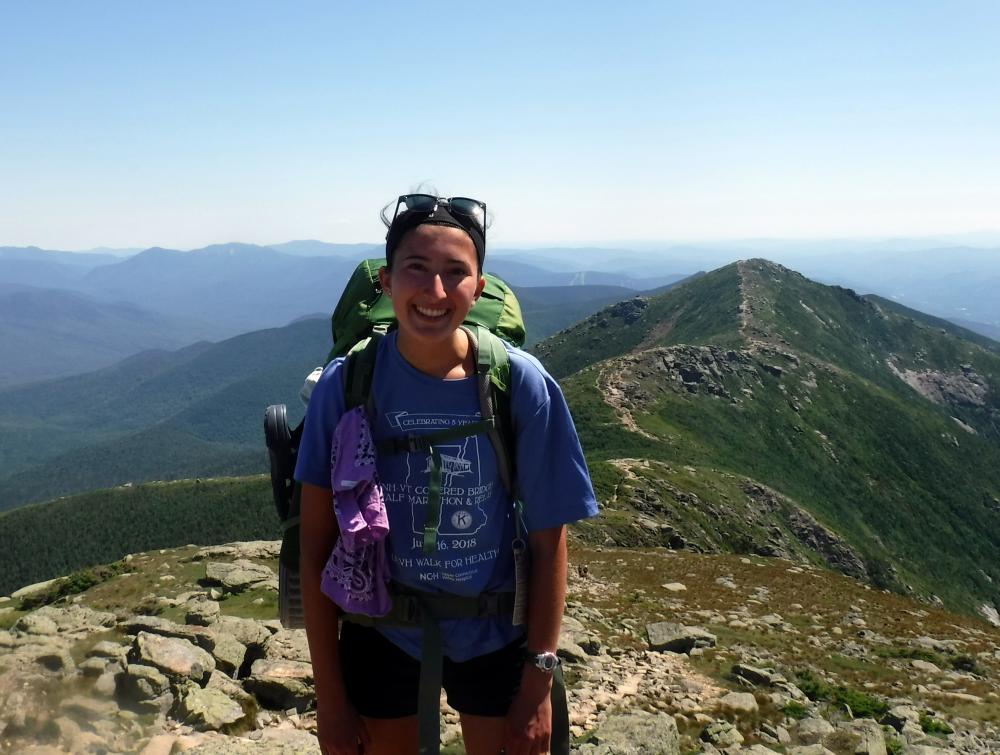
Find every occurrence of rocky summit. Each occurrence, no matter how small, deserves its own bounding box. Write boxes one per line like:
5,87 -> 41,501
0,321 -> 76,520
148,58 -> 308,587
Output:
2,539 -> 1000,754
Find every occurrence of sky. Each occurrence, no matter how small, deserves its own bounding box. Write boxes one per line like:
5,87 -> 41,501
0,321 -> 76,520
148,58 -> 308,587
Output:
1,1 -> 999,250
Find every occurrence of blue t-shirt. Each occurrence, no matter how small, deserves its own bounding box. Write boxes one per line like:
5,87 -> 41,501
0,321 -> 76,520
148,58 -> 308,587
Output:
294,332 -> 598,661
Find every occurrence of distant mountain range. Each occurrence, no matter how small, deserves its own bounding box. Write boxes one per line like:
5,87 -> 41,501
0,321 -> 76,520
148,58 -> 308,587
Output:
0,244 -> 690,386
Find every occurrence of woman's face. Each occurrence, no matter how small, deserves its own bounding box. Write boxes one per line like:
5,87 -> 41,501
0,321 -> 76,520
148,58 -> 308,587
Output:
379,224 -> 485,351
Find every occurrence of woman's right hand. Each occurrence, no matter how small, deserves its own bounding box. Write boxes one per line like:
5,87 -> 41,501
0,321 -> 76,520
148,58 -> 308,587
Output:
317,698 -> 371,755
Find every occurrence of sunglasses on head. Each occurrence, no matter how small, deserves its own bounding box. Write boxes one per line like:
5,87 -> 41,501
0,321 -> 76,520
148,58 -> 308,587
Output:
392,194 -> 487,232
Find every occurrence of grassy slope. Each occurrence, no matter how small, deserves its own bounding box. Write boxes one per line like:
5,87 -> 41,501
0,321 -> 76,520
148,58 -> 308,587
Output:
548,259 -> 1000,614
0,476 -> 278,596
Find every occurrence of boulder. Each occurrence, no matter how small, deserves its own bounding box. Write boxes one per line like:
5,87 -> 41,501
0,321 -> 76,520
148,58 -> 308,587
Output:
129,631 -> 215,685
796,717 -> 835,744
700,720 -> 744,747
180,727 -> 320,753
13,614 -> 58,636
244,658 -> 315,712
214,615 -> 272,652
121,615 -> 214,648
264,628 -> 311,662
718,691 -> 758,715
646,622 -> 716,654
186,598 -> 222,627
87,640 -> 128,662
207,631 -> 247,679
117,663 -> 171,703
177,684 -> 251,732
732,663 -> 784,687
576,710 -> 680,754
880,704 -> 920,732
850,718 -> 887,755
203,560 -> 276,592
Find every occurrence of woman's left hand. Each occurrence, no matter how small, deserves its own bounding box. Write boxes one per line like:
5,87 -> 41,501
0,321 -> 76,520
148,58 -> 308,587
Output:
503,669 -> 553,754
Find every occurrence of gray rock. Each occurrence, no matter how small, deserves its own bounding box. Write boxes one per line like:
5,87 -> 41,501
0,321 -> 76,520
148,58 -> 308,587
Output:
244,658 -> 315,712
186,598 -> 222,627
78,657 -> 109,676
264,629 -> 311,662
796,717 -> 835,744
701,720 -> 744,747
646,622 -> 717,654
208,631 -> 247,679
13,614 -> 58,636
203,560 -> 276,592
215,615 -> 272,652
122,615 -> 215,648
786,747 -> 835,755
850,718 -> 887,755
35,646 -> 76,673
576,710 -> 680,754
129,631 -> 216,684
182,727 -> 320,753
881,704 -> 921,732
177,684 -> 251,732
732,663 -> 784,687
87,640 -> 128,662
118,663 -> 171,702
718,691 -> 758,715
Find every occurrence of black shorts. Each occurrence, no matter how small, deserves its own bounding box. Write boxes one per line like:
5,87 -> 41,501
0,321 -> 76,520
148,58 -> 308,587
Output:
339,621 -> 525,718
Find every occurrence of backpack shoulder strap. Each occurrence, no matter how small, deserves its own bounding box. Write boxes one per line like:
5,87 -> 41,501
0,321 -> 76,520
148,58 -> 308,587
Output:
463,325 -> 516,498
343,326 -> 388,412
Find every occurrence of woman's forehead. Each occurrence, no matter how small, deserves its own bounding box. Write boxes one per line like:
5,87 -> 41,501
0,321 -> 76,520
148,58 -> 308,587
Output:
396,225 -> 477,262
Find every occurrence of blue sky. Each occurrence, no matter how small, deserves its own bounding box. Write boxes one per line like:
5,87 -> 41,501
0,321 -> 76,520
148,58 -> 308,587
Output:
1,1 -> 998,249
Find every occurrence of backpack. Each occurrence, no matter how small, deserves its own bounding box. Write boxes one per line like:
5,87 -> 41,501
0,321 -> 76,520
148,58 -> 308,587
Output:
264,257 -> 568,755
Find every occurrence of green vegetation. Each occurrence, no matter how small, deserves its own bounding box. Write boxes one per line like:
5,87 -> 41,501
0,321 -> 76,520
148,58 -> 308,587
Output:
920,715 -> 954,736
794,670 -> 888,719
885,735 -> 905,755
545,259 -> 1000,614
0,476 -> 279,596
18,560 -> 133,610
782,701 -> 809,719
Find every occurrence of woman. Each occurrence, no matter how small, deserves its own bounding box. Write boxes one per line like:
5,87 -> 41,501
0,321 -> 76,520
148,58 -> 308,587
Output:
295,194 -> 598,755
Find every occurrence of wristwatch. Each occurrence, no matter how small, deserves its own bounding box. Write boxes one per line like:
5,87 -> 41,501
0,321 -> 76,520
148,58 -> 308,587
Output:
524,650 -> 561,673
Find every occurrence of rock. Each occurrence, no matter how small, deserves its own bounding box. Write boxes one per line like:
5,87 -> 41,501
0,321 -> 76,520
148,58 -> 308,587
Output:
177,684 -> 252,732
786,747 -> 835,755
88,640 -> 128,662
181,727 -> 320,753
207,631 -> 247,679
186,598 -> 222,627
661,582 -> 687,592
718,691 -> 758,715
13,614 -> 58,636
881,704 -> 920,731
646,622 -> 717,654
79,656 -> 109,676
264,629 -> 311,662
140,734 -> 178,755
701,720 -> 744,747
10,577 -> 62,600
796,717 -> 835,744
244,659 -> 315,712
911,659 -> 941,674
203,560 -> 276,592
118,663 -> 171,703
122,615 -> 215,647
850,718 -> 887,755
129,631 -> 216,684
215,615 -> 272,652
576,710 -> 680,754
35,645 -> 76,673
732,663 -> 784,687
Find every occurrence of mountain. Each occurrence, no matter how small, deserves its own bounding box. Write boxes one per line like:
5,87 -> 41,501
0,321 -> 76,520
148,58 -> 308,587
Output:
0,317 -> 330,510
0,284 -> 221,387
535,259 -> 1000,618
486,257 -> 685,290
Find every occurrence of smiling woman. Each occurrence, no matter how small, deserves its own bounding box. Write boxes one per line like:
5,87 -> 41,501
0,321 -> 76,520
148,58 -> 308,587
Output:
293,192 -> 598,755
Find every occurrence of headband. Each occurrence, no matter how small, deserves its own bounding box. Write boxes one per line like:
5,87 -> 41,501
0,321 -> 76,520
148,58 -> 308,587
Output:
385,204 -> 486,270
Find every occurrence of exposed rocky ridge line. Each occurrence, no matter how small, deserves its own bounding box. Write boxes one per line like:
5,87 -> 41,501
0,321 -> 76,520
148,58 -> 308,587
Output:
887,359 -> 991,419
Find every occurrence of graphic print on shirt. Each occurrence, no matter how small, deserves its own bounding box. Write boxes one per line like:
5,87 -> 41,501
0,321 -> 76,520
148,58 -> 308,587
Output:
384,411 -> 493,541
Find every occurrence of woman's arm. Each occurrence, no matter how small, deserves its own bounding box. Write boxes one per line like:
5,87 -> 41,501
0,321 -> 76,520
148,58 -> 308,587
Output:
504,524 -> 568,754
300,482 -> 370,753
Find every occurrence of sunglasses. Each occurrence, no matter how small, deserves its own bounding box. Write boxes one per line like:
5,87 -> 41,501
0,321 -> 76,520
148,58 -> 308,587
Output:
392,194 -> 487,232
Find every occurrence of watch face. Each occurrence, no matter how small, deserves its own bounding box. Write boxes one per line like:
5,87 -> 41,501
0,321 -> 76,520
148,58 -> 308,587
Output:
535,652 -> 558,671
